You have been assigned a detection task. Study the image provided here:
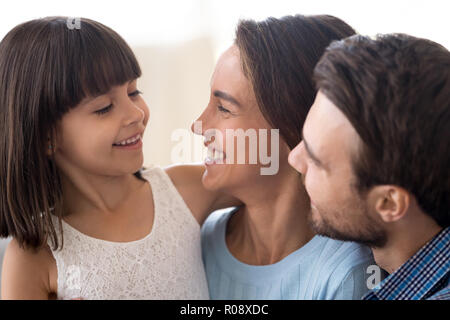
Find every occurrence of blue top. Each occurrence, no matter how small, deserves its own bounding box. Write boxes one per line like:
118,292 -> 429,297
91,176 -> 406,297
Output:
201,208 -> 379,300
364,227 -> 450,300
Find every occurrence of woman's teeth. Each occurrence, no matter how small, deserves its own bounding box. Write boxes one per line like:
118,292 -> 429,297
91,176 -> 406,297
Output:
113,134 -> 141,146
206,148 -> 225,164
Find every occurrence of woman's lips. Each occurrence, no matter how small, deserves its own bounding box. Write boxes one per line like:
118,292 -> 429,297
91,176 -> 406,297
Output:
205,147 -> 226,165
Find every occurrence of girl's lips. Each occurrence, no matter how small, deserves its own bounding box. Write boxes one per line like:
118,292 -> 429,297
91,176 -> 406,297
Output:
113,132 -> 142,146
112,138 -> 142,150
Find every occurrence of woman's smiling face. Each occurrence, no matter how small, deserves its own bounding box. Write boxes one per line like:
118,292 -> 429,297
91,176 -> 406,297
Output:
53,79 -> 149,177
192,45 -> 284,192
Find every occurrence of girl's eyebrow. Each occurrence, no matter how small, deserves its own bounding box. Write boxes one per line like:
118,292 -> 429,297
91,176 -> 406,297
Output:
80,79 -> 137,106
79,95 -> 101,107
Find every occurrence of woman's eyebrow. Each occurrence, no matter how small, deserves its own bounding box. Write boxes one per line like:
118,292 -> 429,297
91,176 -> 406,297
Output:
213,90 -> 241,107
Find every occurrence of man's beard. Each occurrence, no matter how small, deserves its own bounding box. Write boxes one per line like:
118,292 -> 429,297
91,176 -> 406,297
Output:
308,199 -> 388,249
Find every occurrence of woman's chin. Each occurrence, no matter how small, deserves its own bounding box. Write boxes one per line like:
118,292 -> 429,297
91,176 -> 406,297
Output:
201,165 -> 228,191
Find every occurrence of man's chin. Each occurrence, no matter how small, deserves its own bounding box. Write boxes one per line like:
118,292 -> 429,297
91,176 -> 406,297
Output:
309,216 -> 387,248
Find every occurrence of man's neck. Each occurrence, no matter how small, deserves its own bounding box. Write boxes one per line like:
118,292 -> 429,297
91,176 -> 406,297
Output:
372,216 -> 443,274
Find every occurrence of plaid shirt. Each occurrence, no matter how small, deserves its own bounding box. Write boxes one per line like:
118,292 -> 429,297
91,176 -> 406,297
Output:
363,227 -> 450,300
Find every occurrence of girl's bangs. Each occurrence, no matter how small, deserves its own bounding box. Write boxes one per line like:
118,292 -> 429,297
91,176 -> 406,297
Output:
52,17 -> 142,113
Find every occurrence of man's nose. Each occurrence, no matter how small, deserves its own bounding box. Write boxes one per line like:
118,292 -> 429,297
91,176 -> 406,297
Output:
288,141 -> 307,175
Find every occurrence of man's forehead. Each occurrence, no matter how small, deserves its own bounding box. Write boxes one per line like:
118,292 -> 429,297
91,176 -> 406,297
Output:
305,91 -> 360,164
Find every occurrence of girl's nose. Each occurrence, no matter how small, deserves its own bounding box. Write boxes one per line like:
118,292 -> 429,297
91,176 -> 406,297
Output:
123,100 -> 145,127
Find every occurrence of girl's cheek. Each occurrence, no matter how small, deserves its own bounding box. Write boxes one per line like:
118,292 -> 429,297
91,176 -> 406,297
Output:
140,102 -> 150,126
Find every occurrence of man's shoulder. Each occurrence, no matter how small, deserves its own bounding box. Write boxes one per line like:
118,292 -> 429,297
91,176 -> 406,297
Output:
428,276 -> 450,300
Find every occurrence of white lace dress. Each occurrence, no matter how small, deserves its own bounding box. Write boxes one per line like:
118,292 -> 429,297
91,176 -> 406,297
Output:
48,166 -> 210,300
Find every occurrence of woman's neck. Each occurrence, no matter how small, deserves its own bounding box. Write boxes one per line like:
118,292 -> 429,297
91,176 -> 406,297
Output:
226,166 -> 315,265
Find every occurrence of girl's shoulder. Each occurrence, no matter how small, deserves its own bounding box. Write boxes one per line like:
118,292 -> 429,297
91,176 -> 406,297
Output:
1,238 -> 57,299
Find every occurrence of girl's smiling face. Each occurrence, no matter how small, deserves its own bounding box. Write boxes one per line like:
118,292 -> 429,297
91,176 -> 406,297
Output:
53,79 -> 149,177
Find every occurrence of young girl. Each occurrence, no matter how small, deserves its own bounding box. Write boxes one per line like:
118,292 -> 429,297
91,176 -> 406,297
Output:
0,16 -> 235,299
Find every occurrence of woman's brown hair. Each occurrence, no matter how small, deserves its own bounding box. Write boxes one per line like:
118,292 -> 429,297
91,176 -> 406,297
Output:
235,15 -> 356,149
0,17 -> 142,250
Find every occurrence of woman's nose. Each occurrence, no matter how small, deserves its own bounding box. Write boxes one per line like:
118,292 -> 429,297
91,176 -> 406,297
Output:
191,119 -> 202,135
191,107 -> 212,136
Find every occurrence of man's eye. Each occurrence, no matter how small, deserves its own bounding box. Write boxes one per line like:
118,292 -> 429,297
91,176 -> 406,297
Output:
218,105 -> 230,113
129,90 -> 143,97
95,104 -> 113,115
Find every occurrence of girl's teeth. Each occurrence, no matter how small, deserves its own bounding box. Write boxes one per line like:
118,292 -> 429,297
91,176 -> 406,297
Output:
116,134 -> 140,146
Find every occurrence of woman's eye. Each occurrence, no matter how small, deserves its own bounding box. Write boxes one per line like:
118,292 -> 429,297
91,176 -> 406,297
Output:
217,105 -> 230,113
129,90 -> 143,97
95,104 -> 113,115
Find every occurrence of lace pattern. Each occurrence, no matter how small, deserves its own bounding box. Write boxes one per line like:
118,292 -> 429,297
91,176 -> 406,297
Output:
48,166 -> 210,300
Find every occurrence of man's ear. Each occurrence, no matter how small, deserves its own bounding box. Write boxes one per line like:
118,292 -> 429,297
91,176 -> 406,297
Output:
371,185 -> 410,223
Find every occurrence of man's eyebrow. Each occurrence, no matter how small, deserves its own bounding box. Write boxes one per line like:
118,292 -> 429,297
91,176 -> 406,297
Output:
302,130 -> 325,168
213,90 -> 241,107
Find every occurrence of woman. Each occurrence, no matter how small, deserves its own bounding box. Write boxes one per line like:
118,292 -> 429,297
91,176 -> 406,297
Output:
194,15 -> 378,299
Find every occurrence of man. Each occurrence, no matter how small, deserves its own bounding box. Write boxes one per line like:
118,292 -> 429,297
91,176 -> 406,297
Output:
288,33 -> 449,300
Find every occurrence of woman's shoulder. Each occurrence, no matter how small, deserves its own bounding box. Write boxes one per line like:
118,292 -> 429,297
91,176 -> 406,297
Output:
315,236 -> 374,263
304,237 -> 377,299
201,208 -> 237,234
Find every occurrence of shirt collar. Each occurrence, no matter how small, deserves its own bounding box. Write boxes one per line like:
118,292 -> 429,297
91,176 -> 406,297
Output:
364,227 -> 450,300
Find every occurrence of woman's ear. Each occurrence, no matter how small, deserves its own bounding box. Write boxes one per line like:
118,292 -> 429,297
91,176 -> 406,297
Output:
372,185 -> 410,223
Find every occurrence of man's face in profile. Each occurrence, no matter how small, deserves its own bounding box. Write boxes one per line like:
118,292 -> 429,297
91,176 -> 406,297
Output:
288,91 -> 387,248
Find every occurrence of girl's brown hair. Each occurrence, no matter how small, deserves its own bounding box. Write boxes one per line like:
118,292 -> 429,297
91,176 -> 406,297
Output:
235,15 -> 356,149
0,17 -> 141,250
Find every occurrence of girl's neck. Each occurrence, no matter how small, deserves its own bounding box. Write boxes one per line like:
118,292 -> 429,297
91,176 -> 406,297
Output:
60,169 -> 143,217
226,166 -> 315,265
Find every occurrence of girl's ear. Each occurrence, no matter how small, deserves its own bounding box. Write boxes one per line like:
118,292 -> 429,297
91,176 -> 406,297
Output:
46,135 -> 56,156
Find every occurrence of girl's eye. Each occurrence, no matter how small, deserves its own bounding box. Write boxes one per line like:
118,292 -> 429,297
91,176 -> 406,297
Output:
217,105 -> 230,113
129,90 -> 143,97
95,104 -> 113,115
94,90 -> 142,115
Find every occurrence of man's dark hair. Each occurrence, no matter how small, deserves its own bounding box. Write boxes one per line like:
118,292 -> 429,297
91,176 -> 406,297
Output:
314,33 -> 450,227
